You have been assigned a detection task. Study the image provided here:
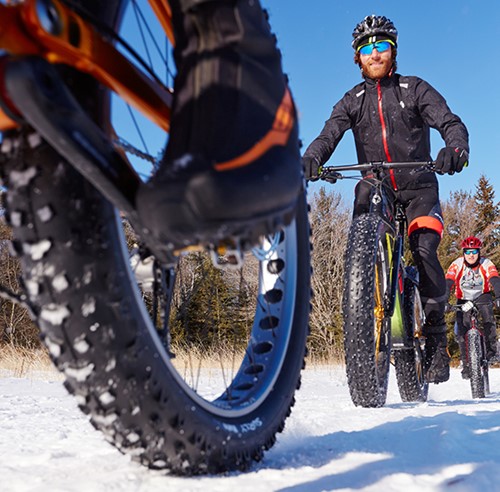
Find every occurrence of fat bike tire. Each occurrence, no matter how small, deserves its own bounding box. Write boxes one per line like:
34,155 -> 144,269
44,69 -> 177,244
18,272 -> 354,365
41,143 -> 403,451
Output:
394,272 -> 428,402
468,329 -> 486,399
2,134 -> 311,475
342,213 -> 392,408
393,348 -> 428,403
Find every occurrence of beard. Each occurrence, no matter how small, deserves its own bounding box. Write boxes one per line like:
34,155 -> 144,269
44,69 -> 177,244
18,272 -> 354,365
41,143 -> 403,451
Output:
361,58 -> 393,80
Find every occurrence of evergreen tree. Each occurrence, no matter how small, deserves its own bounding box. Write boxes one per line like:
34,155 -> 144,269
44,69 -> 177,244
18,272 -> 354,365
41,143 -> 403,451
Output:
170,253 -> 244,351
473,175 -> 500,260
439,189 -> 475,269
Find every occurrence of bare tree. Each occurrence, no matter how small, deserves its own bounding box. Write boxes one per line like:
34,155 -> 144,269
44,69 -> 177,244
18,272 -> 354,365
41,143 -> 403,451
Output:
308,187 -> 351,361
0,202 -> 40,348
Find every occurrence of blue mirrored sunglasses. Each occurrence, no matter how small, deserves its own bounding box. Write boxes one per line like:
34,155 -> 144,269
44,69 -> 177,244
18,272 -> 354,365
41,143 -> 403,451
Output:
358,40 -> 394,55
464,249 -> 479,255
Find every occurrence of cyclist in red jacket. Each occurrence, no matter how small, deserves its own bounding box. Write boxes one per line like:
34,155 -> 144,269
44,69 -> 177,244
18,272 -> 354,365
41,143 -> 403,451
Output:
446,236 -> 500,378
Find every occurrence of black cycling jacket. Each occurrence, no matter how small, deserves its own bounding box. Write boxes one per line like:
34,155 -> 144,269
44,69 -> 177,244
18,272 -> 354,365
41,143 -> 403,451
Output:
304,73 -> 469,190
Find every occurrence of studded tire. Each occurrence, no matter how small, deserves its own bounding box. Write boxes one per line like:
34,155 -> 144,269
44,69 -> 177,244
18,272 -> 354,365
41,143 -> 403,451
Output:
342,213 -> 392,408
2,134 -> 311,475
468,329 -> 487,399
393,272 -> 428,402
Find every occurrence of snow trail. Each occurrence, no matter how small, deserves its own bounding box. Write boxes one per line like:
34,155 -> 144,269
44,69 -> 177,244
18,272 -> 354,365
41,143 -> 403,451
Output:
2,366 -> 500,491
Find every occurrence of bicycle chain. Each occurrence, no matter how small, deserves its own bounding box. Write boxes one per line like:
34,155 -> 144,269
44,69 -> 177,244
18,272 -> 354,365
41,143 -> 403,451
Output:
113,137 -> 160,169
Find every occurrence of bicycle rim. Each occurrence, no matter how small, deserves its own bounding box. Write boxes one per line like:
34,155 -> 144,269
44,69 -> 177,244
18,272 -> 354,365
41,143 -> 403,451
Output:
132,225 -> 304,417
374,241 -> 391,381
411,288 -> 428,394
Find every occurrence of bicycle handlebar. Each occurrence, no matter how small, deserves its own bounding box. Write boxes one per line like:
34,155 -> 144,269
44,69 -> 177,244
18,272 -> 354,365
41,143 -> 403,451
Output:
319,161 -> 435,181
449,300 -> 492,313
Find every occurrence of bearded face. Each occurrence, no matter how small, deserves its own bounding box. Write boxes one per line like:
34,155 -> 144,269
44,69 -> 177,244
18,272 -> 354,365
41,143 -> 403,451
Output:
359,46 -> 394,79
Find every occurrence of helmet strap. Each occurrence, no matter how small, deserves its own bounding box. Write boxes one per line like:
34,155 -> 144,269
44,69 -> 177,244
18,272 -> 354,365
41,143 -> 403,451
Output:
464,255 -> 481,268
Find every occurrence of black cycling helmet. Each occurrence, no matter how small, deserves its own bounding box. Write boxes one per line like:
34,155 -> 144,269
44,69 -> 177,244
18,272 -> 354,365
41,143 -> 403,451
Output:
352,15 -> 398,51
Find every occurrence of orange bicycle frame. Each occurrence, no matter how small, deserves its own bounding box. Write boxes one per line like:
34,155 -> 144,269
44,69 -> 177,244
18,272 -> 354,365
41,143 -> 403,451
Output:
0,0 -> 173,132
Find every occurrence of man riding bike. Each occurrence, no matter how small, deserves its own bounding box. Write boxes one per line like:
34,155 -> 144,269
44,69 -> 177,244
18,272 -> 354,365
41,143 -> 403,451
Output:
303,14 -> 470,384
446,236 -> 500,379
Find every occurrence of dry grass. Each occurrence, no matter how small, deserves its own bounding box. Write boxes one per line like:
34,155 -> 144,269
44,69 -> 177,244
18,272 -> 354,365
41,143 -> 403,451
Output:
171,342 -> 345,369
0,344 -> 58,379
0,341 -> 345,384
170,342 -> 245,372
305,343 -> 345,367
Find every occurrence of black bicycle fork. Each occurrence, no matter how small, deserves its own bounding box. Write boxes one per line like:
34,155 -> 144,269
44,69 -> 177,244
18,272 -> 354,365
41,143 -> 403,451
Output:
369,190 -> 405,319
372,198 -> 414,348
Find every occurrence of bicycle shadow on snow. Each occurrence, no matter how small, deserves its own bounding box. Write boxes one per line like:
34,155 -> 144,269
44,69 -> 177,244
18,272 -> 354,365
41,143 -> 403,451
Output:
266,392 -> 500,492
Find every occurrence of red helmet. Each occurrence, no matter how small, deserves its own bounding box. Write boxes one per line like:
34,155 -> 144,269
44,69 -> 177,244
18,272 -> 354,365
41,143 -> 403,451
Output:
461,236 -> 482,249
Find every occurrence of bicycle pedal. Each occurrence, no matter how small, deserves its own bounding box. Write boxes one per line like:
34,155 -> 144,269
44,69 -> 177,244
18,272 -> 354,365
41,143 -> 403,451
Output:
209,242 -> 245,270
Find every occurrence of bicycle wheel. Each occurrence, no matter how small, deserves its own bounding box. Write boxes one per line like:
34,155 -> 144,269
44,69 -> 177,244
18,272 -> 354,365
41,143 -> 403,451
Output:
342,213 -> 392,408
468,329 -> 486,399
393,268 -> 428,402
1,1 -> 311,475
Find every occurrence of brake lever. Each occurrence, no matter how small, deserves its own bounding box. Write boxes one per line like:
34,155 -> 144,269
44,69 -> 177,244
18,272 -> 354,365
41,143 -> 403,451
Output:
409,162 -> 436,174
320,171 -> 343,181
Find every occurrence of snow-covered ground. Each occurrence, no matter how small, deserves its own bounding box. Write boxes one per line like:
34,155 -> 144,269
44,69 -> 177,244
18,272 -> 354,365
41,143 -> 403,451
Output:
2,365 -> 500,492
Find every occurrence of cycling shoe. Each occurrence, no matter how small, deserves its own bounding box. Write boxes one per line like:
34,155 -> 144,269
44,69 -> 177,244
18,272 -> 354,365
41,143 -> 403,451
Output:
136,0 -> 302,251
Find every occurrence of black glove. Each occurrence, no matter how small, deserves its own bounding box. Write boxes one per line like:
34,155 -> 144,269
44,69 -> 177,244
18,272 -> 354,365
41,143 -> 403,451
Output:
435,147 -> 469,175
495,298 -> 500,309
302,156 -> 320,181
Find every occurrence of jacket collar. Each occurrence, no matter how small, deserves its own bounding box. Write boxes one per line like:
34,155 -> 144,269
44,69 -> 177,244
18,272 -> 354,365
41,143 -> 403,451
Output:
363,70 -> 397,87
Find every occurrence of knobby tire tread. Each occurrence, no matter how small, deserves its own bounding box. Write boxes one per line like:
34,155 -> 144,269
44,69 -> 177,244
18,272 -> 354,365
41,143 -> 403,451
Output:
393,349 -> 427,402
3,134 -> 311,474
342,213 -> 391,408
468,329 -> 485,399
393,276 -> 428,402
1,0 -> 312,474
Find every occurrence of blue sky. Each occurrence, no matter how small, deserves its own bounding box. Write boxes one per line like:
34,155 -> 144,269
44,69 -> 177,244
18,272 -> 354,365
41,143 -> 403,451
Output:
262,0 -> 500,205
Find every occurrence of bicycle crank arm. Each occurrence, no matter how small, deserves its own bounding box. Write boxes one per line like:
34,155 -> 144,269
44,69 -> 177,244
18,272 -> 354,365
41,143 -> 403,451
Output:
3,56 -> 175,265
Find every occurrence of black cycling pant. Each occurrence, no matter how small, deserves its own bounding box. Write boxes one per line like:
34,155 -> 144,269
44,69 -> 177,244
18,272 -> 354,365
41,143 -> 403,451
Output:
409,229 -> 447,329
353,181 -> 446,332
455,294 -> 497,350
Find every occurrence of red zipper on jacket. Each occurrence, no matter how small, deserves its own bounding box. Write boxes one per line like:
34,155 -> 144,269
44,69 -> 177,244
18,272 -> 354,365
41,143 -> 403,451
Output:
377,80 -> 397,190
